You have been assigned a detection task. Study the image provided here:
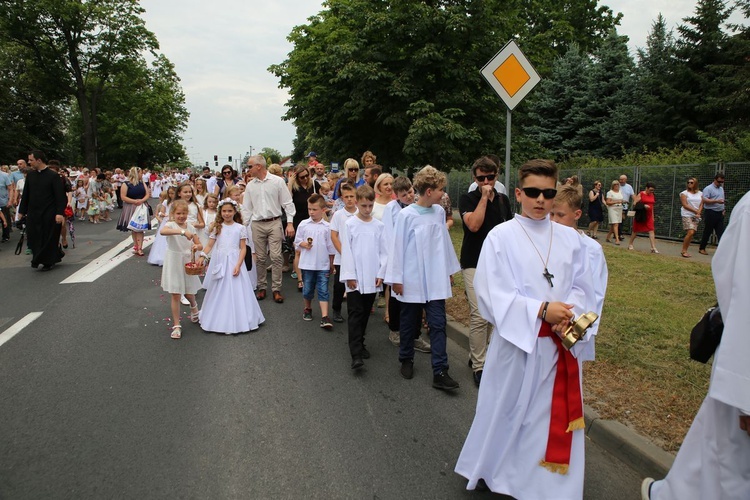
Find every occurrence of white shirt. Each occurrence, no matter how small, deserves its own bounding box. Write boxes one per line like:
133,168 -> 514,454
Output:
294,218 -> 335,271
329,207 -> 357,265
384,204 -> 460,303
372,201 -> 387,221
680,190 -> 703,218
205,175 -> 218,195
243,172 -> 296,221
340,216 -> 387,294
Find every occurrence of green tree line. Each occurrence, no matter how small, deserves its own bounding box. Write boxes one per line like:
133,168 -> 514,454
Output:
0,0 -> 188,168
271,0 -> 749,170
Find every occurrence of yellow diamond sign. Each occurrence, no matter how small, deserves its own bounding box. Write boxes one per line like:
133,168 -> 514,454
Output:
481,40 -> 540,110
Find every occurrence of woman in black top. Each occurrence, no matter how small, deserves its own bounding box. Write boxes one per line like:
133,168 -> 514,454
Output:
214,165 -> 237,198
288,164 -> 319,290
587,180 -> 605,238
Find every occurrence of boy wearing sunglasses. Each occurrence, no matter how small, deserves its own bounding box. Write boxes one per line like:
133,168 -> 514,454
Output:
456,159 -> 595,499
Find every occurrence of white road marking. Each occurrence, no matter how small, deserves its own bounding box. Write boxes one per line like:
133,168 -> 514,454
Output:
60,234 -> 155,284
0,312 -> 43,348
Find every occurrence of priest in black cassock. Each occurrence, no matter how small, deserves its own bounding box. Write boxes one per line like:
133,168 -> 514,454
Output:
18,150 -> 66,271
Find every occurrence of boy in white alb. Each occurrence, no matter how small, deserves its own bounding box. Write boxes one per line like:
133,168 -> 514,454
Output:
329,182 -> 358,323
381,177 -> 430,353
550,185 -> 608,361
295,194 -> 336,329
455,160 -> 596,499
384,166 -> 461,391
340,185 -> 387,370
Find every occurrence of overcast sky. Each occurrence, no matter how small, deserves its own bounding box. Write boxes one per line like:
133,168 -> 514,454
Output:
138,0 -> 744,168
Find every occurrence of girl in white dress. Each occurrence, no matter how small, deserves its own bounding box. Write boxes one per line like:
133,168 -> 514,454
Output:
159,200 -> 203,339
227,186 -> 257,290
175,182 -> 205,237
147,186 -> 176,266
198,199 -> 264,334
199,194 -> 218,249
151,177 -> 163,199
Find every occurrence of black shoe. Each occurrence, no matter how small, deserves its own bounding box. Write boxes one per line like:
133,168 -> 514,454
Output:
473,370 -> 483,387
332,310 -> 344,323
433,370 -> 459,391
400,360 -> 414,379
40,264 -> 55,272
468,357 -> 472,368
320,316 -> 333,330
351,357 -> 364,370
361,346 -> 370,359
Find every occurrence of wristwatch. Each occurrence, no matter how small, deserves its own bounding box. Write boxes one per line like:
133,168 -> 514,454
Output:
181,230 -> 186,236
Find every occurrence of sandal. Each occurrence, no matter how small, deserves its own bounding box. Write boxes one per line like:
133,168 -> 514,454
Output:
681,251 -> 691,258
189,306 -> 200,323
297,280 -> 303,292
133,245 -> 140,255
171,325 -> 182,339
627,245 -> 634,250
651,248 -> 660,254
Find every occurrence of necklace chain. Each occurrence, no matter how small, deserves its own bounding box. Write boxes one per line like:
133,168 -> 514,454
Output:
515,217 -> 555,287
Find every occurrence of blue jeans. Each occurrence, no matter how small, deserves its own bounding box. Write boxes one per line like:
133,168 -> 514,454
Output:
399,300 -> 448,375
302,269 -> 330,302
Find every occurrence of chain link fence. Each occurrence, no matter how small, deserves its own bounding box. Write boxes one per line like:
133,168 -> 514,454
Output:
439,162 -> 749,244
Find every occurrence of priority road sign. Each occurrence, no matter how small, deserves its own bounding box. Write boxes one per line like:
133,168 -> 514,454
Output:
481,40 -> 540,111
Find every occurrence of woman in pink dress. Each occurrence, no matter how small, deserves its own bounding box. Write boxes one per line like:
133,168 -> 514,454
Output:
627,182 -> 659,253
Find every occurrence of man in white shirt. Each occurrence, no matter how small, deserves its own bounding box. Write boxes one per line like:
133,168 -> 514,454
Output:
618,174 -> 635,234
243,155 -> 296,303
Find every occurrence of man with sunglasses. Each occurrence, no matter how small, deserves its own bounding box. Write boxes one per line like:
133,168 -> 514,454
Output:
458,156 -> 512,387
467,154 -> 506,195
699,173 -> 726,255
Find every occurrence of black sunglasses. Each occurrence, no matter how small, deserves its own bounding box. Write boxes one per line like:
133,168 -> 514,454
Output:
520,187 -> 557,199
348,168 -> 358,172
222,171 -> 232,175
475,174 -> 496,182
297,174 -> 309,179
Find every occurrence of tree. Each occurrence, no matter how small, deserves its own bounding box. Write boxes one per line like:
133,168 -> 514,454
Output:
270,0 -> 620,170
0,0 -> 160,167
95,55 -> 188,168
259,147 -> 282,165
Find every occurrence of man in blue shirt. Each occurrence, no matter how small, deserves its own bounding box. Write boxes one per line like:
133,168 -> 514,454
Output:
699,173 -> 726,255
0,168 -> 16,242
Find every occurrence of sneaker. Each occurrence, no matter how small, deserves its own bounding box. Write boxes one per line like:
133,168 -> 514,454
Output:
351,357 -> 364,370
180,295 -> 190,305
414,337 -> 431,353
400,360 -> 414,379
320,316 -> 333,330
388,330 -> 400,347
640,478 -> 654,500
361,346 -> 371,359
332,310 -> 344,323
290,271 -> 298,279
433,370 -> 459,391
302,308 -> 313,321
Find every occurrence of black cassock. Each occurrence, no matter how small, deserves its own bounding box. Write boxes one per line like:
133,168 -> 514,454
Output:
19,167 -> 66,268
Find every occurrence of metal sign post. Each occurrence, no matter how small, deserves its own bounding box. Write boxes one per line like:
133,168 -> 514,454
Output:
480,40 -> 541,188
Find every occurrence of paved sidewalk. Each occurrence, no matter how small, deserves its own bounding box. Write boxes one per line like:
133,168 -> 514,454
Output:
596,230 -> 715,263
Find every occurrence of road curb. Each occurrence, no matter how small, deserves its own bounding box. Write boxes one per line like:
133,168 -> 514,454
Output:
445,314 -> 675,479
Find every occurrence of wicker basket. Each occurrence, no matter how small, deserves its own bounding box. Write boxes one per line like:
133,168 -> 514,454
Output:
185,249 -> 206,276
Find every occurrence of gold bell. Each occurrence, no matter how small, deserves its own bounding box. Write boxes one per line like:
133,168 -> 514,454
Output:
561,312 -> 599,350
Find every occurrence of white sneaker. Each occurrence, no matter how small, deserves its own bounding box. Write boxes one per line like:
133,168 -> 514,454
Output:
388,330 -> 400,346
180,295 -> 190,305
414,337 -> 431,353
640,478 -> 654,500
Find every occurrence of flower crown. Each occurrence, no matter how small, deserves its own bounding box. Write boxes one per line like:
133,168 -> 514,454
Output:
217,198 -> 238,209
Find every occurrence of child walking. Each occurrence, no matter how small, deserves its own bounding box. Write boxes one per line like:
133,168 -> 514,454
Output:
329,182 -> 358,323
340,185 -> 387,370
294,194 -> 336,329
159,199 -> 202,339
75,179 -> 87,220
198,199 -> 264,334
455,160 -> 596,498
148,186 -> 176,266
199,193 -> 219,249
384,166 -> 460,390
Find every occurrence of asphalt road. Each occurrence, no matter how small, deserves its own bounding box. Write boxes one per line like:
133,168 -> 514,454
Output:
0,219 -> 643,499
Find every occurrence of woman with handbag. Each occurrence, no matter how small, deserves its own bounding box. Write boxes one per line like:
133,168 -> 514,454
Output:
117,166 -> 151,256
627,182 -> 659,253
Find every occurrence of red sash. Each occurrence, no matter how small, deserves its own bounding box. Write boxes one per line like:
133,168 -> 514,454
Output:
538,322 -> 584,475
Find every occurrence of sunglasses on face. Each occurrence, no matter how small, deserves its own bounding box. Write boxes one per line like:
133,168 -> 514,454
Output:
520,187 -> 557,199
348,168 -> 358,172
475,174 -> 496,182
222,171 -> 232,175
297,174 -> 309,180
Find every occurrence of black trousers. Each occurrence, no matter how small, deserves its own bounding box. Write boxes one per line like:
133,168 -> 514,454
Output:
348,291 -> 376,358
387,292 -> 401,332
1,205 -> 10,240
699,210 -> 725,250
332,264 -> 345,313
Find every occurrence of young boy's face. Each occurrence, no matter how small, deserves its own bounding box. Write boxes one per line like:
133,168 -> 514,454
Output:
515,174 -> 556,220
357,197 -> 374,217
422,185 -> 444,205
396,187 -> 414,205
308,202 -> 325,221
341,190 -> 357,209
550,201 -> 582,228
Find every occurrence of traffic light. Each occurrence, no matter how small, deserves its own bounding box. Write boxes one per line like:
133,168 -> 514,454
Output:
205,161 -> 209,167
228,155 -> 232,162
214,155 -> 218,162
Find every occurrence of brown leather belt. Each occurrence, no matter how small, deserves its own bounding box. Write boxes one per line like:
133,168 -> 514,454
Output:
254,216 -> 280,223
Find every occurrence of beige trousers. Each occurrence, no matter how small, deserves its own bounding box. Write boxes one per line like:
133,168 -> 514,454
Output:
252,219 -> 284,292
462,268 -> 493,371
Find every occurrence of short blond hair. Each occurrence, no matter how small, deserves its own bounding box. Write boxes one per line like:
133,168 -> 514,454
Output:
554,185 -> 582,210
412,165 -> 446,195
